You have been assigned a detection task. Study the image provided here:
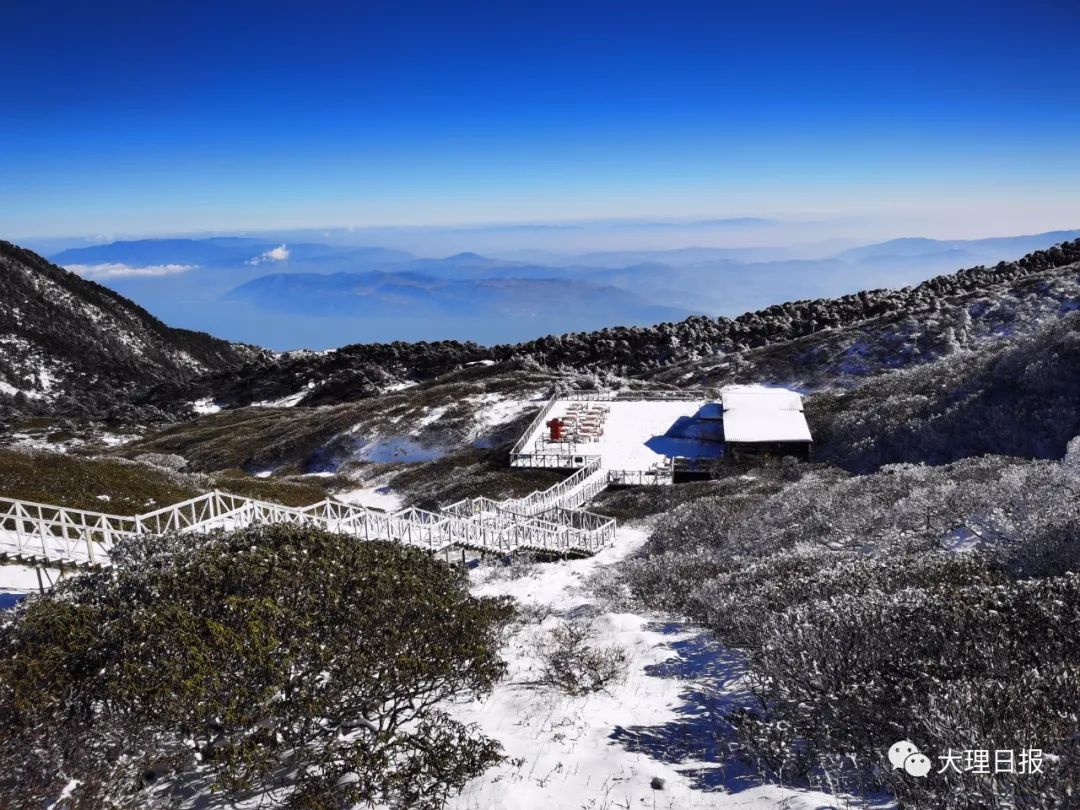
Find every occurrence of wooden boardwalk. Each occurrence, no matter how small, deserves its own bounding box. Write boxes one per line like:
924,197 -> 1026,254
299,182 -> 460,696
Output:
0,468 -> 617,569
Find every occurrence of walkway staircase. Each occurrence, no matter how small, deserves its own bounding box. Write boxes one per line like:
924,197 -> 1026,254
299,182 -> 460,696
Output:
0,463 -> 617,570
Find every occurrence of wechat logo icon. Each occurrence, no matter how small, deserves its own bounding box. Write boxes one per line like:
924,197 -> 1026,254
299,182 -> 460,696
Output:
889,740 -> 932,778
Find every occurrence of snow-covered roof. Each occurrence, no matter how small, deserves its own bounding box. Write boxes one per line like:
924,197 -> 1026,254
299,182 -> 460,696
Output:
720,385 -> 813,443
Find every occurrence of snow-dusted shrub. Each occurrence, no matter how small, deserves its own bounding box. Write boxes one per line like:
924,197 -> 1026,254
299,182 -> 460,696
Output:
617,548 -> 734,614
997,520 -> 1080,580
735,570 -> 1080,808
689,543 -> 1003,649
513,601 -> 553,625
0,524 -> 514,809
475,552 -> 541,583
135,452 -> 189,471
538,621 -> 628,696
647,495 -> 754,555
815,310 -> 1080,472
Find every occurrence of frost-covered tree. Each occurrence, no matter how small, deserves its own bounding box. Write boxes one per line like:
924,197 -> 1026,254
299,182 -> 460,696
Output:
0,524 -> 514,809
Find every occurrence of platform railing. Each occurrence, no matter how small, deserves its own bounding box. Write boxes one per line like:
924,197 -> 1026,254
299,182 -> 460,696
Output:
509,393 -> 559,458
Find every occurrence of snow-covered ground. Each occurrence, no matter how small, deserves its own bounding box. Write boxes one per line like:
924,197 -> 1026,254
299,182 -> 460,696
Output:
334,483 -> 404,512
449,527 -> 850,809
3,428 -> 140,453
0,562 -> 73,608
0,563 -> 47,595
466,393 -> 539,444
346,392 -> 541,464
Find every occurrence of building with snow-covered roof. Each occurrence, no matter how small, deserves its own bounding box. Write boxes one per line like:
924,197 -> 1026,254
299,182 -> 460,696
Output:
510,386 -> 812,485
719,385 -> 812,459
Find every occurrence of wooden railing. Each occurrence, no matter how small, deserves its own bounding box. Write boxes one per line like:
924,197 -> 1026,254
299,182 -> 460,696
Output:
0,474 -> 617,569
509,393 -> 559,460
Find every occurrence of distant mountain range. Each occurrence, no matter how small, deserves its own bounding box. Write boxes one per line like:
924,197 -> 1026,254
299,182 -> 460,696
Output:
227,271 -> 686,324
833,230 -> 1080,263
41,228 -> 1080,349
189,238 -> 1080,412
3,236 -> 1080,426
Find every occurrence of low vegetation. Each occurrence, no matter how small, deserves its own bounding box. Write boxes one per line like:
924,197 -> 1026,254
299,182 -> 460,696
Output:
616,450 -> 1080,807
123,367 -> 562,476
0,448 -> 333,513
117,403 -> 374,473
538,621 -> 628,696
811,310 -> 1080,472
0,448 -> 202,513
0,524 -> 515,809
731,558 -> 1080,807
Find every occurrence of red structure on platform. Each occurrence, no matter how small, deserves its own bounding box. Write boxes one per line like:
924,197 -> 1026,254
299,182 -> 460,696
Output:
547,418 -> 564,441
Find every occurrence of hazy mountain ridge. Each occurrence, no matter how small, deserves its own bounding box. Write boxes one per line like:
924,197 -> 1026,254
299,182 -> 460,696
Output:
3,237 -> 1079,425
147,239 -> 1080,414
226,269 -> 687,324
46,229 -> 1080,348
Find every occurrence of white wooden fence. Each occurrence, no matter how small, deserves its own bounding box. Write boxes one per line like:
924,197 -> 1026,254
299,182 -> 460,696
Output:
0,474 -> 617,569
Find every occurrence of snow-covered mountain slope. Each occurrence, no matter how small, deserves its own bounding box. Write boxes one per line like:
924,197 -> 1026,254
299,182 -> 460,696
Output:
0,241 -> 265,420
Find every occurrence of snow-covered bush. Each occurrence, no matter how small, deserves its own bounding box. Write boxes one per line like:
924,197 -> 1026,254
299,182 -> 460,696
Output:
134,452 -> 189,471
736,570 -> 1080,808
619,448 -> 1080,807
475,552 -> 541,584
689,543 -> 1001,649
618,548 -> 734,614
814,310 -> 1080,472
0,524 -> 515,809
538,621 -> 628,696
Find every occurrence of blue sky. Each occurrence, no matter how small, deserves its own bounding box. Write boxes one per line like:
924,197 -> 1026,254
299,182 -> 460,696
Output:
3,0 -> 1078,239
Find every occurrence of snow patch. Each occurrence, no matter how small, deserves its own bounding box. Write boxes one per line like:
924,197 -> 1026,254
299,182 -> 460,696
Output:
383,380 -> 419,392
418,406 -> 449,428
334,485 -> 403,512
192,397 -> 222,415
252,381 -> 317,408
252,390 -> 308,408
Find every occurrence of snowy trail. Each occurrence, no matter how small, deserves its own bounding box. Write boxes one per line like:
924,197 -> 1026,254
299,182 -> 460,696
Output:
448,527 -> 848,810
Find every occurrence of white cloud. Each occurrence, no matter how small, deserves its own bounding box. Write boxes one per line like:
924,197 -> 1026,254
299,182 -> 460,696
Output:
65,263 -> 197,279
246,244 -> 290,265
